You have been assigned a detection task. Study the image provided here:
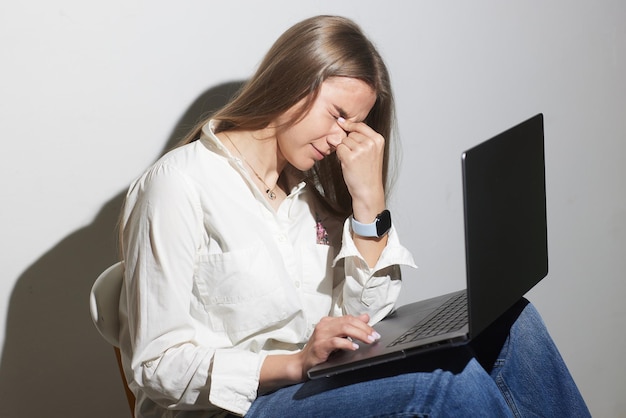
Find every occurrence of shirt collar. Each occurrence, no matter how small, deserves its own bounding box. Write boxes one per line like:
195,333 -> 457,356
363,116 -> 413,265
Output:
199,119 -> 232,158
199,119 -> 307,199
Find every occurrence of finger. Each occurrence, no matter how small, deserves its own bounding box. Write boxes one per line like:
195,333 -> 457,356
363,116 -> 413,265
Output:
336,119 -> 384,151
336,117 -> 363,133
315,315 -> 379,344
357,313 -> 371,323
336,136 -> 381,165
337,117 -> 379,137
339,132 -> 370,149
331,336 -> 360,351
338,316 -> 381,344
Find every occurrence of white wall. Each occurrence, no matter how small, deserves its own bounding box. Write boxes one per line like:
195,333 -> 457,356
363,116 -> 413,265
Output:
1,1 -> 623,417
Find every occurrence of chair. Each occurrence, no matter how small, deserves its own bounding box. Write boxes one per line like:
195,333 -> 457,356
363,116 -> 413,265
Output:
89,262 -> 136,417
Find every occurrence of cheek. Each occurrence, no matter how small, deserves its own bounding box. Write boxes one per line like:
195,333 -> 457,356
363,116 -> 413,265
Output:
276,130 -> 306,164
283,123 -> 322,148
297,107 -> 334,137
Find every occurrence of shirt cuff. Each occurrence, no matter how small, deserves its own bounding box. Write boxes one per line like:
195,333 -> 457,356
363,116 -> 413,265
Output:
332,217 -> 417,275
209,349 -> 266,416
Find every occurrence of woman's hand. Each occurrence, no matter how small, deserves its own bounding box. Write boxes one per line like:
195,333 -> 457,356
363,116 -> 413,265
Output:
259,314 -> 380,392
297,313 -> 380,378
335,117 -> 386,217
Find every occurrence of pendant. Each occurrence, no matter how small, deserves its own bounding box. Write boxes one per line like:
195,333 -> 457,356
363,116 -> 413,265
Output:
267,189 -> 277,200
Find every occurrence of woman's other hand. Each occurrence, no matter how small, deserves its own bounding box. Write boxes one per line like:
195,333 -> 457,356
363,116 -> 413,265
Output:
259,314 -> 380,392
297,313 -> 380,378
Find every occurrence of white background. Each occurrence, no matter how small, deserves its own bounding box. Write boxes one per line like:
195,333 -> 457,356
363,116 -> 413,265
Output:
0,1 -> 624,417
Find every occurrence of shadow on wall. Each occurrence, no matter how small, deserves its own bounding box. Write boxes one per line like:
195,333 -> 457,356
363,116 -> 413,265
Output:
0,81 -> 245,418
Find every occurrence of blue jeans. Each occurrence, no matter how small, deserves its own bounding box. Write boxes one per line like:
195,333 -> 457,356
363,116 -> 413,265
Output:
246,300 -> 590,417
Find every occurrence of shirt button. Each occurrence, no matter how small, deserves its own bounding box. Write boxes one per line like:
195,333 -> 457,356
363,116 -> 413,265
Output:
277,234 -> 287,242
294,281 -> 301,288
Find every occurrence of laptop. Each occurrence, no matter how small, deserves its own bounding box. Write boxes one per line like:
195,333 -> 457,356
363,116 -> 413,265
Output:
308,113 -> 547,379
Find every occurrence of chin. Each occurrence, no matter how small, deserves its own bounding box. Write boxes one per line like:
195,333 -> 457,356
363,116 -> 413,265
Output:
288,157 -> 317,172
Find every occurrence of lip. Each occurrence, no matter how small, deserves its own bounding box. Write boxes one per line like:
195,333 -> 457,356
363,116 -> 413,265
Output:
311,144 -> 326,160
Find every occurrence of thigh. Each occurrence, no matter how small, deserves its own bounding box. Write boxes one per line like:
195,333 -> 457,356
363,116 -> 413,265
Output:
246,356 -> 512,418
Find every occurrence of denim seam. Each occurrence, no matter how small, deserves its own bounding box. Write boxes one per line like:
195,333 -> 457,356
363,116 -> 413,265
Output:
494,328 -> 523,418
495,373 -> 521,418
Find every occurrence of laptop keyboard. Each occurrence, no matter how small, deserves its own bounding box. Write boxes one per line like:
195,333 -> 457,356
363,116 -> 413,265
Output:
388,292 -> 468,347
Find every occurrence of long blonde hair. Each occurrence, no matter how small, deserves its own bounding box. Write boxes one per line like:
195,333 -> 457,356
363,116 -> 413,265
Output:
181,15 -> 397,217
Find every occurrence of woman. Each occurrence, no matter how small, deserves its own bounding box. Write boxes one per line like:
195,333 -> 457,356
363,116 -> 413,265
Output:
119,15 -> 589,417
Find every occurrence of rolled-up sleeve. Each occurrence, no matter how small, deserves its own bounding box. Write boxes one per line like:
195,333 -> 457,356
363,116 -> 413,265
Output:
332,218 -> 417,324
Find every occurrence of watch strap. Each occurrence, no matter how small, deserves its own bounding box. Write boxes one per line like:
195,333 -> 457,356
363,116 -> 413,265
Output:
351,216 -> 378,237
351,210 -> 392,238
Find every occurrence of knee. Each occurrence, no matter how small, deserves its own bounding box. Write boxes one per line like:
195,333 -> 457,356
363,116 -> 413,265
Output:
509,300 -> 559,353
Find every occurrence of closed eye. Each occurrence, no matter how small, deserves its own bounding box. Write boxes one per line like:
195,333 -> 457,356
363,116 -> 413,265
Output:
333,105 -> 349,120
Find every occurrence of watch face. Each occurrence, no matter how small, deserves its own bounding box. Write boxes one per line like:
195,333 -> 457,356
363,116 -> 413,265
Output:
375,210 -> 392,237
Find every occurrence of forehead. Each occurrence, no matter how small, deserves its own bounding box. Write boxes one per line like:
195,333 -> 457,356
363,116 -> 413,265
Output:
318,77 -> 377,121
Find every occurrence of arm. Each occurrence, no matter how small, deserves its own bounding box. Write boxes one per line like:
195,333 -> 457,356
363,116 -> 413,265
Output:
333,118 -> 416,323
121,163 -> 261,415
335,117 -> 388,267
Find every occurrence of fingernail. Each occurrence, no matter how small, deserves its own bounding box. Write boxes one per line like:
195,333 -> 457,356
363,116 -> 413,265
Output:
337,117 -> 346,123
352,342 -> 360,350
368,332 -> 381,342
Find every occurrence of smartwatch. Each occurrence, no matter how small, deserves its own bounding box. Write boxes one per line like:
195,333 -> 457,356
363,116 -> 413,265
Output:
351,210 -> 392,238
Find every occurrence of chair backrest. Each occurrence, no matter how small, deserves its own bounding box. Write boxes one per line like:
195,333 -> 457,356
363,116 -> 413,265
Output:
90,261 -> 136,417
90,261 -> 124,347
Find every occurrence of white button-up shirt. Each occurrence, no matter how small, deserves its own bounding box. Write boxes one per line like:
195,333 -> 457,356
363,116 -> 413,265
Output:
119,121 -> 416,417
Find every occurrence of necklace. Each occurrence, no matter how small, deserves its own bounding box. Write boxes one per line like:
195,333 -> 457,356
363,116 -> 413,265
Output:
223,132 -> 278,200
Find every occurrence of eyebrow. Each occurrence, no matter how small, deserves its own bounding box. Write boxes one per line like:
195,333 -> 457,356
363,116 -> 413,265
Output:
333,104 -> 368,123
333,105 -> 363,122
333,105 -> 350,119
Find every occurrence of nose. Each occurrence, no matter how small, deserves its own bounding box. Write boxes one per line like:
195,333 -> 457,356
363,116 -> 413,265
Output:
327,125 -> 347,151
